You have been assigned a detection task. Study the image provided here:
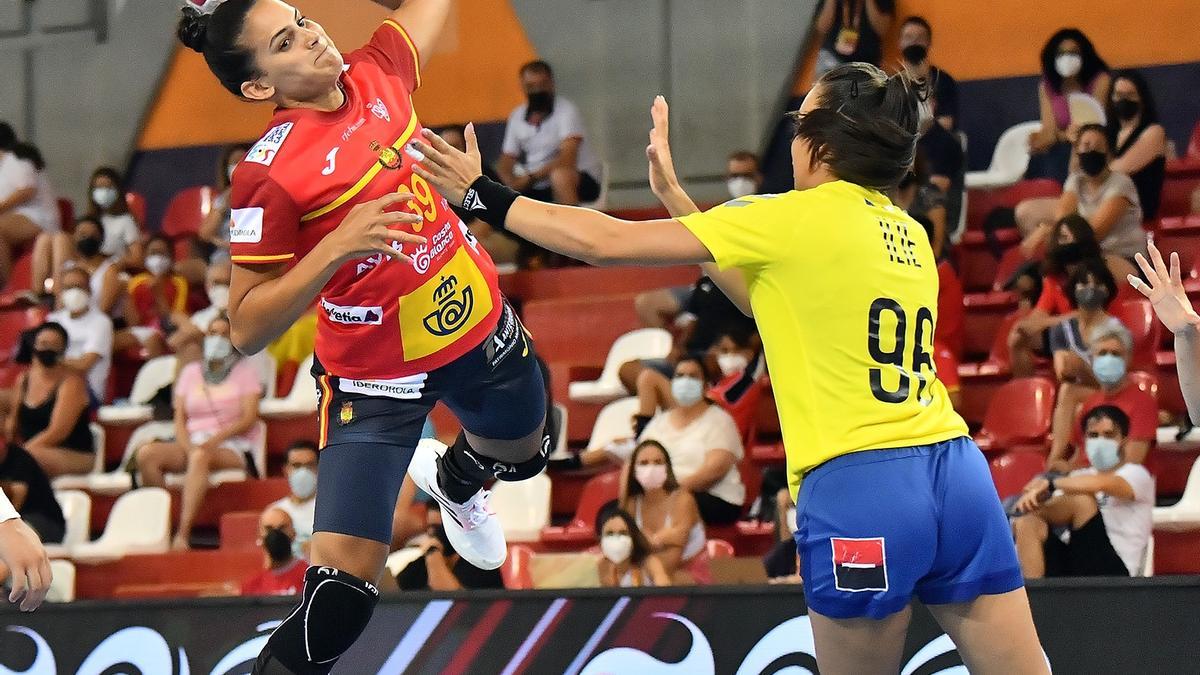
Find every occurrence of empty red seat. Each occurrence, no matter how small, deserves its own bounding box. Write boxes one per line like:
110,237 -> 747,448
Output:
955,229 -> 1019,292
1146,447 -> 1199,499
1110,299 -> 1161,372
540,470 -> 620,545
160,185 -> 215,242
1153,530 -> 1200,574
1127,370 -> 1159,400
989,451 -> 1046,499
974,377 -> 1056,454
523,294 -> 642,365
962,292 -> 1019,361
219,510 -> 262,550
1159,175 -> 1200,218
1,246 -> 34,296
1152,230 -> 1200,278
499,265 -> 699,305
937,261 -> 964,358
966,178 -> 1062,231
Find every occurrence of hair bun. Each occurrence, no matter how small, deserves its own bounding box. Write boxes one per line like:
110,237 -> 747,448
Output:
177,6 -> 210,53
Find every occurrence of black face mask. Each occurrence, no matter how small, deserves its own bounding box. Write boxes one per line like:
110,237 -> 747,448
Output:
1113,98 -> 1140,121
1077,150 -> 1108,177
526,91 -> 554,114
1074,285 -> 1109,310
75,236 -> 102,258
1049,242 -> 1088,269
901,44 -> 928,65
263,527 -> 293,562
33,349 -> 60,367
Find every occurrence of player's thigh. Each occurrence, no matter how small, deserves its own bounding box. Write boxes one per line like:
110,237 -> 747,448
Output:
926,587 -> 1049,675
809,605 -> 912,675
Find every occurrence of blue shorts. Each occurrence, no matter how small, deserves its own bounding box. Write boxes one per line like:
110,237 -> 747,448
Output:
794,437 -> 1023,620
311,301 -> 547,544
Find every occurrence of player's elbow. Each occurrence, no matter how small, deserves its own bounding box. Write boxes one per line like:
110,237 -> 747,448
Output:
582,221 -> 630,267
230,322 -> 265,357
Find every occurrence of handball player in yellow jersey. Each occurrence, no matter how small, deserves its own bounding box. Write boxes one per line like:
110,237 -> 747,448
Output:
410,63 -> 1047,674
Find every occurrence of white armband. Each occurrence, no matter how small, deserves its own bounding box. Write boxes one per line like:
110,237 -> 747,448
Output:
0,490 -> 18,523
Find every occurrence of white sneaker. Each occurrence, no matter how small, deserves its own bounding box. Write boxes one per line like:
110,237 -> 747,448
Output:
407,438 -> 507,569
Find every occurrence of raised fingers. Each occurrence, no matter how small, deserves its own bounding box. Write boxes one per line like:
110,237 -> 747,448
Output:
1133,252 -> 1161,288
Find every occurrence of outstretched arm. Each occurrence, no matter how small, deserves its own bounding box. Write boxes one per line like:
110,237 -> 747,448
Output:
373,0 -> 453,58
1131,242 -> 1200,422
0,491 -> 51,612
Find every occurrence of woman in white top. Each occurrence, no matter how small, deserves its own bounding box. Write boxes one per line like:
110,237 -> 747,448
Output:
639,355 -> 746,525
84,167 -> 142,266
619,439 -> 706,582
596,507 -> 671,589
0,138 -> 59,290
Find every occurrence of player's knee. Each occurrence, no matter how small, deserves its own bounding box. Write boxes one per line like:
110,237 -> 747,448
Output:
490,417 -> 554,483
255,566 -> 380,675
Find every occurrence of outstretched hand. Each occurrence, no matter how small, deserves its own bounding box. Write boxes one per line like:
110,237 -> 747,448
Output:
407,125 -> 484,206
646,95 -> 680,197
1129,240 -> 1200,335
0,519 -> 52,611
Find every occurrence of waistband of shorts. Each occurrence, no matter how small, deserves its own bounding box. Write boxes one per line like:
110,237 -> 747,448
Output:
802,436 -> 970,479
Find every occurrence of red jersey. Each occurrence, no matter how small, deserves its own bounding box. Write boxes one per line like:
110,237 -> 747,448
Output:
240,559 -> 308,597
127,272 -> 189,327
229,21 -> 499,380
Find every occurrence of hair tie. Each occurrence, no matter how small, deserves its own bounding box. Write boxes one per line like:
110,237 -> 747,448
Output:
185,0 -> 225,15
850,80 -> 859,98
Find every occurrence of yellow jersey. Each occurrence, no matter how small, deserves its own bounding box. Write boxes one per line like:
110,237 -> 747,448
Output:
679,180 -> 968,497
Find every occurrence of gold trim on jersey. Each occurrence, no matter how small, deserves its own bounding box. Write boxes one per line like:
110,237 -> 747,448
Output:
382,19 -> 422,89
230,252 -> 296,263
300,107 -> 420,223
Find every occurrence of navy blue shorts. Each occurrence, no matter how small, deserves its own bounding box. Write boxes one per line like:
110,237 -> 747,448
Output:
794,437 -> 1023,620
311,301 -> 547,544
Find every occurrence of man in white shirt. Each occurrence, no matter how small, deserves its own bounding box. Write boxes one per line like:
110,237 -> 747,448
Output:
264,441 -> 318,559
47,266 -> 114,403
498,60 -> 602,207
1012,405 -> 1154,577
0,489 -> 51,611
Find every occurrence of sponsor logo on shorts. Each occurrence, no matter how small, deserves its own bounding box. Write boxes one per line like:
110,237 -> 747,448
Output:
321,298 -> 383,325
229,207 -> 264,244
338,373 -> 428,400
832,537 -> 888,592
244,122 -> 293,167
423,274 -> 474,337
483,303 -> 521,368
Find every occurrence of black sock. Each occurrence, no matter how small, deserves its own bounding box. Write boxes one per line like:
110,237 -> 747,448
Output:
634,414 -> 653,438
437,434 -> 492,503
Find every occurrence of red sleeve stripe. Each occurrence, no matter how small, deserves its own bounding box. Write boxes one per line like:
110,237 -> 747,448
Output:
382,19 -> 421,89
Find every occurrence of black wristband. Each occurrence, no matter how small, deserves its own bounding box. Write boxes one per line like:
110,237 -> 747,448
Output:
461,175 -> 519,231
1046,476 -> 1056,494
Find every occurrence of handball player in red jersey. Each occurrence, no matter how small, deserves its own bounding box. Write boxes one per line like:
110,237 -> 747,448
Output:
177,1 -> 553,672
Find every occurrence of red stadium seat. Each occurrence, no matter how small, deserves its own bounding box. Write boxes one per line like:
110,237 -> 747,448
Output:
501,544 -> 535,589
937,261 -> 964,358
974,377 -> 1056,454
966,178 -> 1062,231
1156,351 -> 1188,416
498,266 -> 700,305
1153,530 -> 1200,575
74,550 -> 260,600
523,294 -> 641,365
955,229 -> 1019,292
1110,299 -> 1161,372
1159,175 -> 1200,218
706,538 -> 735,559
57,198 -> 74,231
160,185 -> 215,241
1146,446 -> 1199,499
962,291 -> 1019,361
1152,230 -> 1200,279
539,469 -> 620,545
1127,370 -> 1159,400
0,246 -> 33,296
219,510 -> 261,550
125,191 -> 147,228
989,451 -> 1046,499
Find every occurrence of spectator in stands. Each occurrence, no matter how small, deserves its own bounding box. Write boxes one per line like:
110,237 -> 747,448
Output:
167,260 -> 232,362
240,507 -> 307,596
265,440 -> 318,560
895,153 -> 949,260
618,440 -> 705,582
813,0 -> 894,76
916,91 -> 964,234
5,322 -> 95,477
1048,323 -> 1155,472
639,356 -> 746,525
395,509 -> 504,591
117,234 -> 188,357
499,60 -> 602,208
0,133 -> 60,290
440,126 -> 519,267
1012,405 -> 1154,577
897,15 -> 958,130
135,315 -> 263,550
56,217 -> 126,317
83,167 -> 142,266
596,506 -> 671,588
1106,70 -> 1167,220
763,487 -> 799,582
47,266 -> 114,403
706,329 -> 766,436
724,151 -> 763,200
0,444 -> 65,546
198,143 -> 252,263
1026,29 -> 1111,183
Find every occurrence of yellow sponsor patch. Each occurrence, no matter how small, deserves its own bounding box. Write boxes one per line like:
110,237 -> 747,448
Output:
399,247 -> 493,361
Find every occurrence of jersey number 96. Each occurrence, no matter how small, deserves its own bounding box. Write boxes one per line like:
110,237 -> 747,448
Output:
867,298 -> 935,405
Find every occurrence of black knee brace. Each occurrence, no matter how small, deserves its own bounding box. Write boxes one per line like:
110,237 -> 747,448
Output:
252,566 -> 380,675
438,415 -> 554,501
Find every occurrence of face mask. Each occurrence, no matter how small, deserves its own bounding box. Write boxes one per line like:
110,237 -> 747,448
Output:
1113,98 -> 1140,121
717,352 -> 750,376
92,186 -> 118,210
635,464 -> 668,490
144,253 -> 172,277
1092,353 -> 1127,386
262,527 -> 294,562
61,287 -> 90,314
1055,53 -> 1082,78
600,533 -> 633,563
203,334 -> 234,362
76,236 -> 102,258
671,376 -> 704,407
785,507 -> 798,535
526,91 -> 554,114
288,466 -> 317,500
1074,285 -> 1108,309
1077,150 -> 1108,177
726,176 -> 757,199
901,43 -> 928,65
1085,436 -> 1121,471
207,284 -> 230,310
33,349 -> 60,368
1049,242 -> 1086,268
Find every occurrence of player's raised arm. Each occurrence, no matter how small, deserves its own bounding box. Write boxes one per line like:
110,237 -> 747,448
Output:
1130,241 -> 1200,421
372,0 -> 452,58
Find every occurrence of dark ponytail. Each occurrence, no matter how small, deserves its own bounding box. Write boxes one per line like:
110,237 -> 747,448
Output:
790,63 -> 929,191
177,0 -> 260,98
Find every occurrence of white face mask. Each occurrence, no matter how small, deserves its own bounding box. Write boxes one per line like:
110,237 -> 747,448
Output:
726,176 -> 757,199
207,284 -> 230,310
600,533 -> 633,563
1085,436 -> 1121,471
717,352 -> 750,376
61,287 -> 90,314
144,253 -> 172,277
1055,53 -> 1083,78
288,466 -> 317,500
785,506 -> 798,535
203,334 -> 234,362
634,464 -> 668,490
671,376 -> 704,407
92,186 -> 118,210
